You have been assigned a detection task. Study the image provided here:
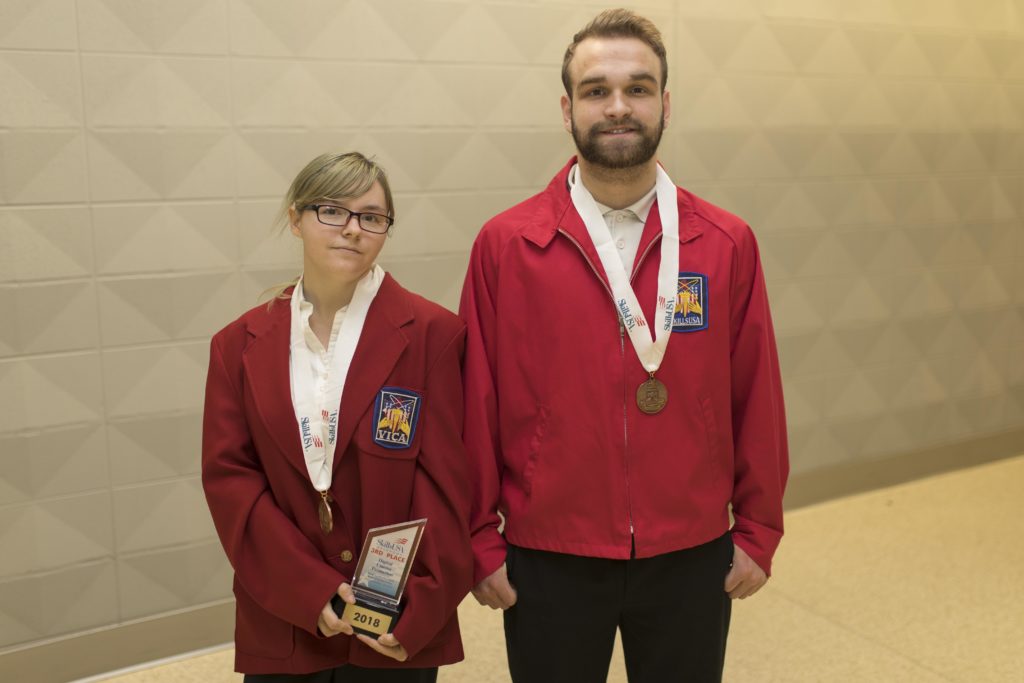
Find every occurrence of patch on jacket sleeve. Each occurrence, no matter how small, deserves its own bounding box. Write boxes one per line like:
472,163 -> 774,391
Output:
672,273 -> 708,332
373,387 -> 422,449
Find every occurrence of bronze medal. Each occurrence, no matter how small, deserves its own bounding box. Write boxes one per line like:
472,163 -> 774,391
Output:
318,492 -> 333,534
636,376 -> 668,415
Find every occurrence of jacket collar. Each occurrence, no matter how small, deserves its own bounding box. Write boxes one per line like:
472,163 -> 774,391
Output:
241,273 -> 413,480
522,157 -> 705,269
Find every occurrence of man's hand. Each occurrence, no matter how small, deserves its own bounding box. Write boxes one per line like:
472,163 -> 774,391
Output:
317,583 -> 356,637
724,544 -> 767,599
357,633 -> 408,661
471,564 -> 518,610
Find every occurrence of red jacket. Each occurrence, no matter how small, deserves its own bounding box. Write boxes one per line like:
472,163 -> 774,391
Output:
460,158 -> 789,583
202,274 -> 472,675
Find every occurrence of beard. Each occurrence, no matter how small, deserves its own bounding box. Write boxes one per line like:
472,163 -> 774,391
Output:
571,112 -> 664,170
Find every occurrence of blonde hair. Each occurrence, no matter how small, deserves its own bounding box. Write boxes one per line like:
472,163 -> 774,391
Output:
561,8 -> 668,97
261,152 -> 394,304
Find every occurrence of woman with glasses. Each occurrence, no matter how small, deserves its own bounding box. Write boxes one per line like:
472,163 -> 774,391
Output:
202,152 -> 473,682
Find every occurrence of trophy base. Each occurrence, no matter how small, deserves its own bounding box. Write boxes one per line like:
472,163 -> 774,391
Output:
332,594 -> 402,637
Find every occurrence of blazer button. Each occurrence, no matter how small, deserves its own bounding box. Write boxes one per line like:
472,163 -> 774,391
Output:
340,550 -> 354,563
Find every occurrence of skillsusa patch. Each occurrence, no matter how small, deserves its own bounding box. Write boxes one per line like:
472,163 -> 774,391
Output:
672,273 -> 708,332
373,387 -> 422,449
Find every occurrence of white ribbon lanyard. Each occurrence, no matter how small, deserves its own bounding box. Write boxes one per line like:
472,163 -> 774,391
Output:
289,265 -> 384,492
569,164 -> 680,376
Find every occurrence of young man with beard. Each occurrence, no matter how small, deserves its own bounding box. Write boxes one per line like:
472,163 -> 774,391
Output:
458,9 -> 788,682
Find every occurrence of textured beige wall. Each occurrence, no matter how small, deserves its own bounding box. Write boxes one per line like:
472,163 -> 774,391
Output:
1,0 -> 1022,657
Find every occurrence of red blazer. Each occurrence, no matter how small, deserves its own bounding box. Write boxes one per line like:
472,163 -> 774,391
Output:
202,274 -> 472,675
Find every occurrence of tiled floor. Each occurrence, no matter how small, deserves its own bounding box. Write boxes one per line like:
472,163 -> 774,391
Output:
92,455 -> 1024,683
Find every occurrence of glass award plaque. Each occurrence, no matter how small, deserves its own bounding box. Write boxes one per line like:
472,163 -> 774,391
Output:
332,519 -> 427,637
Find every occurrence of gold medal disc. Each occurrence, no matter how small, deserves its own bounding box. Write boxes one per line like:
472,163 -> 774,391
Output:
318,493 -> 333,534
636,377 -> 668,415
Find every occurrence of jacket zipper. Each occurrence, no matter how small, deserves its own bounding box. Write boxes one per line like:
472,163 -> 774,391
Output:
625,234 -> 662,543
620,317 -> 632,537
558,228 -> 663,542
557,229 -> 667,548
558,228 -> 616,299
631,233 -> 662,281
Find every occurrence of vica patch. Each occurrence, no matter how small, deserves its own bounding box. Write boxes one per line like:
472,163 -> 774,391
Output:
373,387 -> 422,449
672,273 -> 708,332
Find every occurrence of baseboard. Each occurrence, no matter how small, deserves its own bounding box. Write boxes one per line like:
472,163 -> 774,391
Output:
2,430 -> 1022,682
785,429 -> 1024,510
0,600 -> 234,683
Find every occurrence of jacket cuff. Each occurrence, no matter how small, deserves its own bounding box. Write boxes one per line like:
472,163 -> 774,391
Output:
471,527 -> 507,585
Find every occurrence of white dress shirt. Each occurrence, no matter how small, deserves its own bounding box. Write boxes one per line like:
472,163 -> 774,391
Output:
595,184 -> 657,272
289,281 -> 348,409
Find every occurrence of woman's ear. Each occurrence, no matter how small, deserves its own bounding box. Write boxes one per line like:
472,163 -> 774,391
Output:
288,204 -> 302,238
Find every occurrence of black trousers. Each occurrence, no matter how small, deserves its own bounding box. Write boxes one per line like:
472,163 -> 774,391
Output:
503,533 -> 733,683
243,664 -> 437,683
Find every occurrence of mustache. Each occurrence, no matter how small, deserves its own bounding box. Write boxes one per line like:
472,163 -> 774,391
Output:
590,120 -> 645,134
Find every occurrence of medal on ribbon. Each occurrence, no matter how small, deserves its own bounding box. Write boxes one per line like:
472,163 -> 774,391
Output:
569,164 -> 680,415
289,266 -> 385,532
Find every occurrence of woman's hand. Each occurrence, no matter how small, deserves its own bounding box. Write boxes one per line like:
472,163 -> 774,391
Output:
317,583 -> 356,637
357,632 -> 408,661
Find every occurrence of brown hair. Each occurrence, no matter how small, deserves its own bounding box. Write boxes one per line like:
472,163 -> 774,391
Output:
561,8 -> 668,97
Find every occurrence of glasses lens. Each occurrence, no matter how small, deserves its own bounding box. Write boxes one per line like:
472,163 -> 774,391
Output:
358,213 -> 392,233
317,205 -> 351,226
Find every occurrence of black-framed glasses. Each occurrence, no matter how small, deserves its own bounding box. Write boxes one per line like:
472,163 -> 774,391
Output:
305,204 -> 394,234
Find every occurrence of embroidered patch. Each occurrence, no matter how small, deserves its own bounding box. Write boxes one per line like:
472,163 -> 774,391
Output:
672,273 -> 708,332
373,387 -> 422,449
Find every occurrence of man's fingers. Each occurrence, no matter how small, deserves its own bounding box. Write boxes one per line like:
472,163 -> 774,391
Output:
728,545 -> 767,599
743,577 -> 767,599
729,575 -> 757,599
739,585 -> 760,600
735,585 -> 756,600
726,572 -> 749,598
472,565 -> 517,610
471,588 -> 494,608
727,574 -> 766,599
477,587 -> 516,610
723,566 -> 741,593
497,582 -> 518,608
471,586 -> 503,610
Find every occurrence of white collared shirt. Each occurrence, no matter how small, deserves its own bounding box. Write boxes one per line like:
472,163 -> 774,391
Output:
289,281 -> 348,409
595,184 -> 657,272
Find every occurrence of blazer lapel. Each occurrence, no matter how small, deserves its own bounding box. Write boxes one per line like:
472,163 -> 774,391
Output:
333,274 -> 412,471
241,277 -> 414,479
242,295 -> 307,477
